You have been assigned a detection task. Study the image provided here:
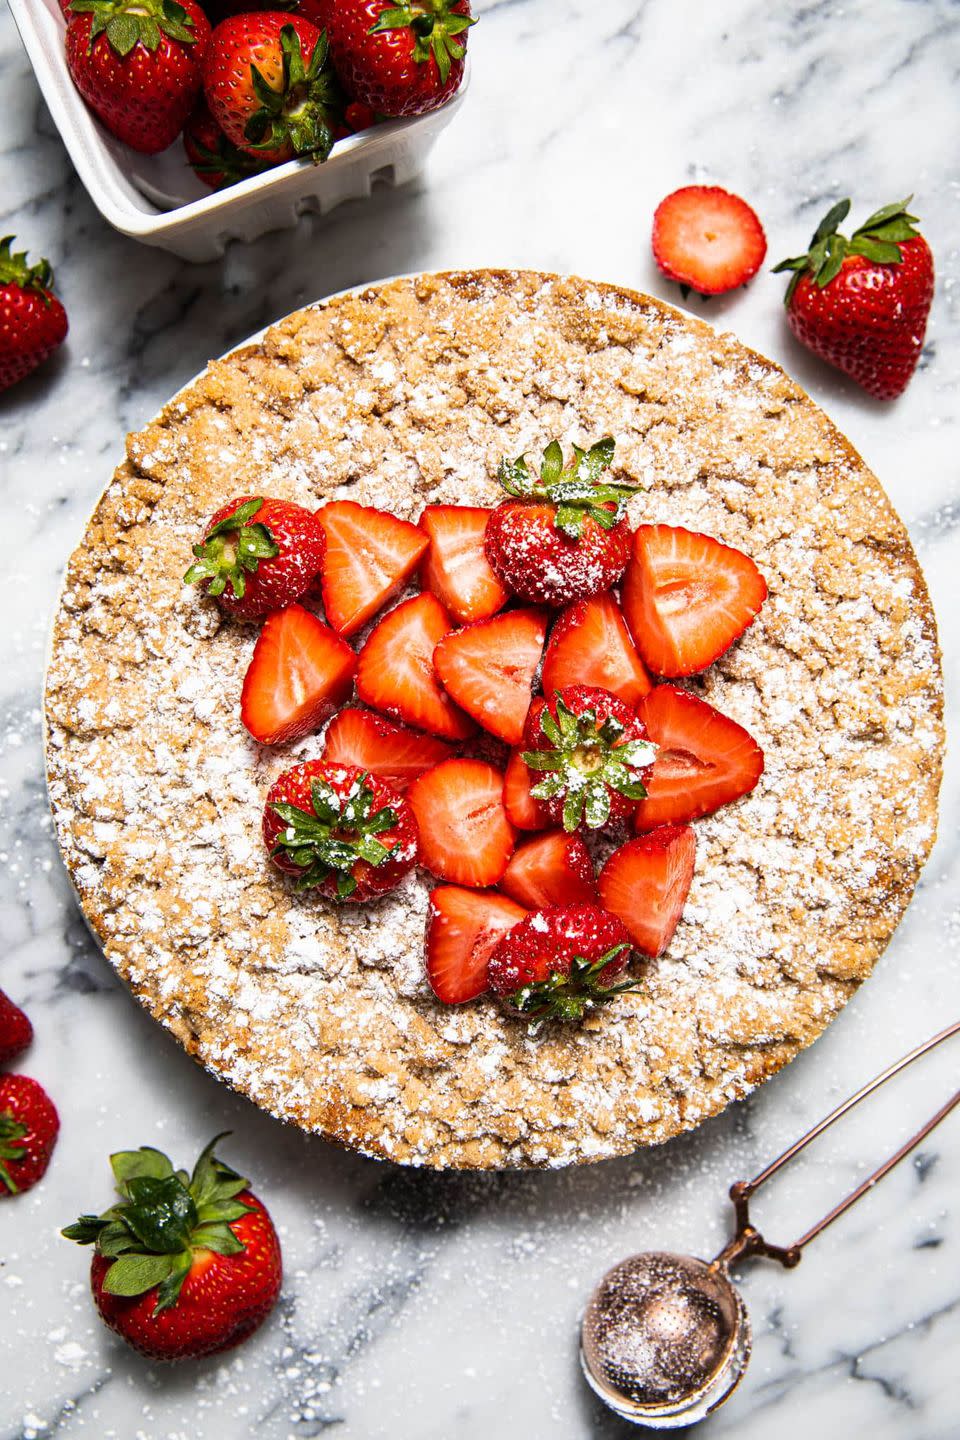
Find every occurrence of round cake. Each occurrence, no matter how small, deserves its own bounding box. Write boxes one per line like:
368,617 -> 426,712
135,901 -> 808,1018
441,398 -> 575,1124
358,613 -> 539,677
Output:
44,270 -> 944,1169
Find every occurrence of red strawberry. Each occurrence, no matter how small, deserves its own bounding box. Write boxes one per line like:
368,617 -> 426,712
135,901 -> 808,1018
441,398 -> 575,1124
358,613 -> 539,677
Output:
487,904 -> 635,1020
621,525 -> 767,678
425,886 -> 526,1004
184,495 -> 326,621
203,13 -> 341,164
774,197 -> 934,400
322,706 -> 452,790
408,758 -> 515,887
0,1075 -> 59,1196
316,500 -> 428,637
503,747 -> 551,831
598,825 -> 696,957
500,830 -> 597,911
318,0 -> 475,118
240,604 -> 357,746
652,186 -> 767,295
542,591 -> 652,708
0,991 -> 33,1064
433,609 -> 547,745
263,761 -> 417,900
66,0 -> 211,154
183,96 -> 271,188
343,99 -> 377,132
63,1135 -> 281,1361
634,684 -> 764,830
521,685 -> 656,833
0,238 -> 68,393
356,592 -> 475,741
484,438 -> 637,608
418,504 -> 508,623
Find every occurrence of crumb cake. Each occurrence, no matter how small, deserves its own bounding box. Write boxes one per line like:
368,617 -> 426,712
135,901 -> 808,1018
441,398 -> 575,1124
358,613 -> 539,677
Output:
44,270 -> 944,1169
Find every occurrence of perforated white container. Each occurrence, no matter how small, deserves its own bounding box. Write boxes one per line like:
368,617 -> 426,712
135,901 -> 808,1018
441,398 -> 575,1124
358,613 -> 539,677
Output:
11,0 -> 469,262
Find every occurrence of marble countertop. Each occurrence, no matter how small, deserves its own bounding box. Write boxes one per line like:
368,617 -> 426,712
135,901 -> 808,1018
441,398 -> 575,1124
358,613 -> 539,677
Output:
2,1 -> 959,1436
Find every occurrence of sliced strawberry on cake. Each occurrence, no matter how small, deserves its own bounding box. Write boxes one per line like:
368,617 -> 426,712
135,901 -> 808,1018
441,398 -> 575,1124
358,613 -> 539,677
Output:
408,758 -> 516,887
542,591 -> 652,707
322,707 -> 453,791
500,830 -> 598,910
240,604 -> 357,746
598,825 -> 696,956
356,592 -> 476,741
316,500 -> 428,637
433,609 -> 547,745
425,886 -> 527,1004
419,505 -> 509,623
634,684 -> 764,830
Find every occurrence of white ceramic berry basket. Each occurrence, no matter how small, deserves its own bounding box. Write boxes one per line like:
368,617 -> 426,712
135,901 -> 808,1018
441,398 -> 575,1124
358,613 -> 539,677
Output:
11,0 -> 469,262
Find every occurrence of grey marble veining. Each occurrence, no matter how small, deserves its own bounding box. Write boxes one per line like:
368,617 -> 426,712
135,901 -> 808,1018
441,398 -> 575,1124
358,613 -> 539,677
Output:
1,1 -> 959,1436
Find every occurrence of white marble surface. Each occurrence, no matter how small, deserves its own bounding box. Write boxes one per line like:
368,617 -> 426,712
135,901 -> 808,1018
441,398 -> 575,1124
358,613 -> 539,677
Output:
1,1 -> 959,1436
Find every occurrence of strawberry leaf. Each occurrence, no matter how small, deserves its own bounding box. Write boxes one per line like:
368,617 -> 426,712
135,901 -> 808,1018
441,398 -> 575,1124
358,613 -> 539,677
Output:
102,1252 -> 178,1298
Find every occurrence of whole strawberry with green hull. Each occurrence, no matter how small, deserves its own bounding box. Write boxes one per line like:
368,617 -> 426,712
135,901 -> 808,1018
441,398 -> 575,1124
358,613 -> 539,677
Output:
63,1135 -> 281,1361
0,1075 -> 59,1196
487,904 -> 636,1021
319,0 -> 475,118
183,97 -> 272,188
184,495 -> 326,620
0,238 -> 68,393
0,990 -> 33,1064
66,0 -> 211,154
773,197 -> 934,400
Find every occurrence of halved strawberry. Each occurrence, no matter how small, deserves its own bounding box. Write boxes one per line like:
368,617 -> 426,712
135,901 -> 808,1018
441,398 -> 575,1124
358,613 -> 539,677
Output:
503,748 -> 551,831
433,609 -> 547,745
634,684 -> 764,830
621,525 -> 767,677
356,593 -> 475,741
240,604 -> 357,745
598,825 -> 696,956
425,886 -> 527,1004
542,592 -> 652,707
500,830 -> 597,910
408,759 -> 515,886
652,186 -> 767,295
321,707 -> 453,790
419,505 -> 509,623
316,500 -> 428,637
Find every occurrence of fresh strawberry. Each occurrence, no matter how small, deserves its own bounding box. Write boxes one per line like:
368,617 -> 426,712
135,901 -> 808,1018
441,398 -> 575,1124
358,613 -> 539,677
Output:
598,825 -> 696,956
484,438 -> 637,608
433,609 -> 547,745
503,747 -> 551,831
356,592 -> 475,740
322,706 -> 452,790
263,761 -> 417,900
634,684 -> 764,830
652,185 -> 767,295
408,758 -> 515,887
203,13 -> 341,163
184,495 -> 326,621
318,0 -> 475,118
542,591 -> 652,708
66,0 -> 210,154
774,197 -> 934,400
240,604 -> 356,746
343,99 -> 377,132
0,991 -> 33,1064
487,904 -> 635,1020
425,886 -> 526,1004
316,499 -> 428,637
621,525 -> 767,678
0,238 -> 68,393
500,830 -> 597,911
63,1135 -> 281,1361
0,1075 -> 59,1197
183,96 -> 271,188
418,504 -> 508,623
521,685 -> 656,833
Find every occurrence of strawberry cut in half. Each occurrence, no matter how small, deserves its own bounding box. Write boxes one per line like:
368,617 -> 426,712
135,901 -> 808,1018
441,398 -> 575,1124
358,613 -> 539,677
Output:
503,748 -> 551,831
408,758 -> 515,887
542,591 -> 652,708
634,684 -> 764,831
316,499 -> 428,637
622,524 -> 767,677
652,186 -> 767,296
321,707 -> 453,791
500,830 -> 598,911
240,604 -> 357,746
425,886 -> 527,1005
418,504 -> 508,623
356,592 -> 475,741
598,825 -> 696,957
433,608 -> 547,745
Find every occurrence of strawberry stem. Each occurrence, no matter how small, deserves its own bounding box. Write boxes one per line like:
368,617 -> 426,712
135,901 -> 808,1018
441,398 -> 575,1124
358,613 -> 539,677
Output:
368,3 -> 476,86
0,1109 -> 28,1194
270,772 -> 399,896
506,943 -> 637,1020
183,497 -> 279,601
773,196 -> 922,303
497,437 -> 637,540
68,0 -> 199,57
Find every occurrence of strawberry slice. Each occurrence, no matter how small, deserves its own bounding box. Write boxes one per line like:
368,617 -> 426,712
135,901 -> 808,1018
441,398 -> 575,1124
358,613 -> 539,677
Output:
652,186 -> 767,295
321,707 -> 453,791
356,593 -> 475,741
408,759 -> 516,887
542,591 -> 652,707
598,825 -> 696,956
622,525 -> 767,677
634,684 -> 764,830
419,505 -> 509,624
425,886 -> 527,1004
240,604 -> 357,746
433,609 -> 547,745
316,500 -> 428,637
500,830 -> 598,910
503,748 -> 550,831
